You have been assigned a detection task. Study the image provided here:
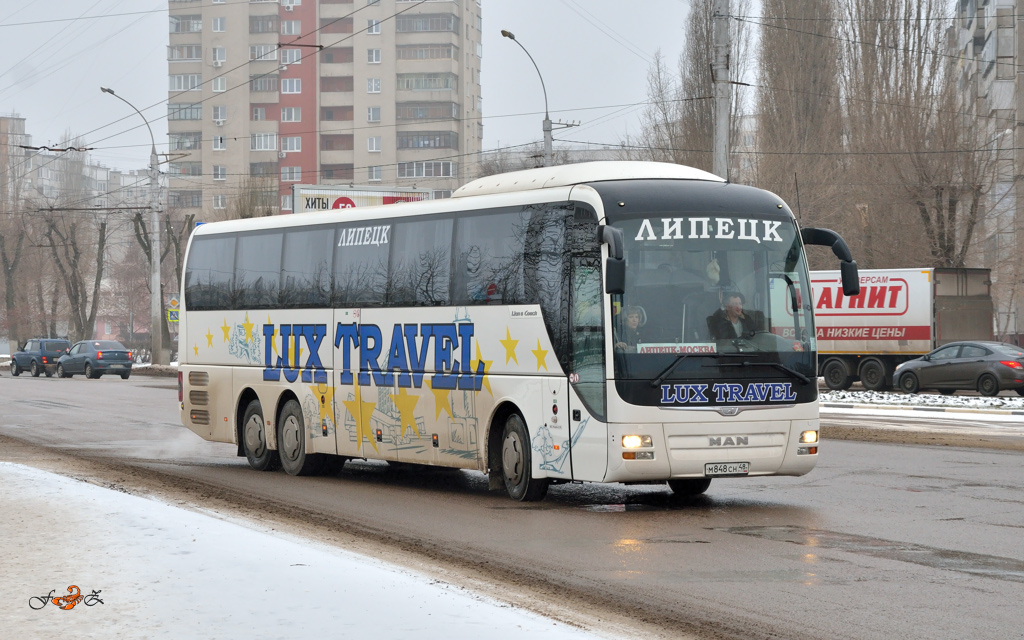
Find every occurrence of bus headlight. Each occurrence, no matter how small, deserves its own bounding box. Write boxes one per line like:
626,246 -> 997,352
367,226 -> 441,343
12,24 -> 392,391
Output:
799,430 -> 818,444
622,435 -> 653,449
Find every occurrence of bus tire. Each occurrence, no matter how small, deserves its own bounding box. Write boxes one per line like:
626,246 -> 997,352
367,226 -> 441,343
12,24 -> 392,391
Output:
668,478 -> 712,496
822,359 -> 852,391
500,413 -> 548,502
859,359 -> 888,391
242,399 -> 279,471
278,399 -> 325,476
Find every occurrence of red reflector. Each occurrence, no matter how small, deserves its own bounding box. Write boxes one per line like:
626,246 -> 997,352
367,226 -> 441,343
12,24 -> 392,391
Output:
41,356 -> 47,364
999,360 -> 1023,369
552,404 -> 558,415
97,351 -> 103,359
177,371 -> 183,403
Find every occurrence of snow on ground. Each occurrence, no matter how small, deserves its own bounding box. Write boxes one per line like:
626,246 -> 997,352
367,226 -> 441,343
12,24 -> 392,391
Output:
1,463 -> 613,640
820,389 -> 1024,411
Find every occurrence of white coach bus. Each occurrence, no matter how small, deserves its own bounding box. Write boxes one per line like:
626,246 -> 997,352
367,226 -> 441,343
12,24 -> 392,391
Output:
178,162 -> 859,501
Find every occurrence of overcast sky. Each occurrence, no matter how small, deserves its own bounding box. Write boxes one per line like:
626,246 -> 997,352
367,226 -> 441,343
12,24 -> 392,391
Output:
0,0 -> 688,172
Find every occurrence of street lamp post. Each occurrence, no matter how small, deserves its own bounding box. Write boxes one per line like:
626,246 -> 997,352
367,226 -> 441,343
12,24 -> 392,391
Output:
101,87 -> 165,365
500,30 -> 552,167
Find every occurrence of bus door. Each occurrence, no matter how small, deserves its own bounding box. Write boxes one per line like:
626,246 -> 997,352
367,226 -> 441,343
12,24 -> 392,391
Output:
565,217 -> 609,483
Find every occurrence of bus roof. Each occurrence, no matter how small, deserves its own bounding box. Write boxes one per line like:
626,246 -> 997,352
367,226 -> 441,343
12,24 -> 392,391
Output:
452,161 -> 724,198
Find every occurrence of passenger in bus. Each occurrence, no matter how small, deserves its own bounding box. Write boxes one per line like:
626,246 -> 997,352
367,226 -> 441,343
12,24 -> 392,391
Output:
614,306 -> 644,352
707,292 -> 764,340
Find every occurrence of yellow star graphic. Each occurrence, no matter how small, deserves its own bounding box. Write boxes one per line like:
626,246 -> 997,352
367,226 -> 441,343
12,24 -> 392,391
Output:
470,343 -> 493,395
242,313 -> 255,343
268,315 -> 279,358
205,328 -> 213,347
390,387 -> 421,439
427,377 -> 454,420
499,326 -> 519,365
532,340 -> 549,372
193,343 -> 199,356
342,385 -> 378,453
310,383 -> 335,431
220,319 -> 230,342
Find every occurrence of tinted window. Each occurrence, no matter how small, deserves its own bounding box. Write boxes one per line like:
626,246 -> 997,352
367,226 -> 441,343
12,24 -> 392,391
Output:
185,235 -> 236,311
25,341 -> 37,351
452,209 -> 528,305
70,343 -> 83,355
334,223 -> 390,306
388,217 -> 453,306
960,345 -> 990,358
931,345 -> 961,361
281,226 -> 334,308
995,344 -> 1024,358
235,232 -> 283,309
93,341 -> 127,350
43,341 -> 70,352
524,204 -> 572,363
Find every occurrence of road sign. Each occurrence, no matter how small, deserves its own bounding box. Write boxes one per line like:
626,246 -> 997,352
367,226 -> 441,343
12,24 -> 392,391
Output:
168,295 -> 179,309
167,310 -> 179,323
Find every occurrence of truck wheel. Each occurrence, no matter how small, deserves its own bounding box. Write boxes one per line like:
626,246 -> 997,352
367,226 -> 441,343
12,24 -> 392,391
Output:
822,359 -> 852,391
859,359 -> 888,391
898,372 -> 920,394
977,374 -> 999,397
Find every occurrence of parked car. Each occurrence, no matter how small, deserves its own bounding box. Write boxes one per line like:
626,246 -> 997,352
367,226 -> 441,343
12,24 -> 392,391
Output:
895,341 -> 1024,397
56,340 -> 133,379
10,338 -> 72,377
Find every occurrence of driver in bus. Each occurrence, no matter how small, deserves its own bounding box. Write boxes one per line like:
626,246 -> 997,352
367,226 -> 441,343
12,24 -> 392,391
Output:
708,291 -> 765,340
614,306 -> 644,352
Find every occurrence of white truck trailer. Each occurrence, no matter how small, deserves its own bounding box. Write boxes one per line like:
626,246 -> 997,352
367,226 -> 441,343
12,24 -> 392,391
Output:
809,268 -> 993,390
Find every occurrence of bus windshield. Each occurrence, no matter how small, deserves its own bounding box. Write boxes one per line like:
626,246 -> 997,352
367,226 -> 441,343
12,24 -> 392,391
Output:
608,213 -> 815,400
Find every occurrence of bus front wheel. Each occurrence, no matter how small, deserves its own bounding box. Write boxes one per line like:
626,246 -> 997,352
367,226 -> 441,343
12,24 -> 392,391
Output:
500,414 -> 548,502
668,478 -> 712,496
278,399 -> 325,476
242,399 -> 279,471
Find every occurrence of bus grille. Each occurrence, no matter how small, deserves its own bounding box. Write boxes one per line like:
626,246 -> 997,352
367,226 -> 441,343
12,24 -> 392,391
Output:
189,371 -> 210,386
189,390 -> 209,406
190,409 -> 210,426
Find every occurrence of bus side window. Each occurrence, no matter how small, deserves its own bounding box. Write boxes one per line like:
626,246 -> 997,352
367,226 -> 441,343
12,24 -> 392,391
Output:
334,224 -> 390,306
185,236 -> 236,311
235,232 -> 283,309
388,217 -> 453,306
282,226 -> 334,308
452,208 -> 527,305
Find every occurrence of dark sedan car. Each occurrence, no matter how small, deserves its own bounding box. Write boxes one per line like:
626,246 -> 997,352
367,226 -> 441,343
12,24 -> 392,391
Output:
56,340 -> 133,379
895,341 -> 1024,397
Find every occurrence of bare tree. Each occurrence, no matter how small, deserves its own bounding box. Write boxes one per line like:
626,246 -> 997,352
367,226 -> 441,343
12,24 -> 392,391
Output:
229,175 -> 278,220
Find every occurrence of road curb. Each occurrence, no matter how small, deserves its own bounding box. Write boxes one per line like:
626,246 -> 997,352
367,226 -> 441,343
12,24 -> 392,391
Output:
822,402 -> 1024,416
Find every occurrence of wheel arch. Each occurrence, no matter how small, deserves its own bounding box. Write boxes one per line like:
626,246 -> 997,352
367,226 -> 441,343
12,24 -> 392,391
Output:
235,387 -> 260,457
486,400 -> 522,481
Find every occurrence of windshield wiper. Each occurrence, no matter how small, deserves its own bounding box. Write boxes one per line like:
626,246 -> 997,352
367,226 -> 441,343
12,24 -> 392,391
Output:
715,360 -> 811,385
650,353 -> 721,388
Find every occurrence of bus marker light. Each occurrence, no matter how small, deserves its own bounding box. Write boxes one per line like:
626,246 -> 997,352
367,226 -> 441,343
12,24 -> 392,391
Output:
797,446 -> 818,455
622,451 -> 636,460
432,434 -> 439,448
552,404 -> 558,414
375,429 -> 383,442
635,451 -> 654,460
622,435 -> 652,449
800,430 -> 818,444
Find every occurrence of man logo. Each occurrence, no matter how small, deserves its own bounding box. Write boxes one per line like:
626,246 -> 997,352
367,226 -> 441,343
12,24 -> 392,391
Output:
709,436 -> 749,446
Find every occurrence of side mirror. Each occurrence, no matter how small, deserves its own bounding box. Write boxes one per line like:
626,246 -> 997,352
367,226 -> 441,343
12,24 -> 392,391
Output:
605,258 -> 625,294
922,354 -> 931,361
840,260 -> 860,296
598,225 -> 623,260
801,227 -> 853,262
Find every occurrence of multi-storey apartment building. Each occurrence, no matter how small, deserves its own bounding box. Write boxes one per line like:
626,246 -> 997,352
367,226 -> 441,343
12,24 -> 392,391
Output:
955,0 -> 1024,342
167,0 -> 483,219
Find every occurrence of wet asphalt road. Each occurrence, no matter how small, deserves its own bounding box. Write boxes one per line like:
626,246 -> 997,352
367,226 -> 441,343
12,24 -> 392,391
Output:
1,373 -> 1022,640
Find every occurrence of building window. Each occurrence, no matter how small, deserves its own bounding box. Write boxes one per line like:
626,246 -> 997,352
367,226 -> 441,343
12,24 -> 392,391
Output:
281,136 -> 301,152
249,44 -> 278,61
281,49 -> 302,65
250,74 -> 279,92
168,45 -> 202,61
169,132 -> 202,150
252,107 -> 267,121
212,47 -> 226,64
169,74 -> 203,91
320,106 -> 354,121
396,44 -> 457,60
397,73 -> 457,91
212,135 -> 226,151
432,190 -> 452,199
367,19 -> 381,34
281,107 -> 302,122
281,166 -> 302,181
397,161 -> 457,178
397,131 -> 458,149
169,190 -> 203,208
281,78 -> 302,94
251,133 -> 278,151
169,15 -> 202,33
212,105 -> 226,120
169,162 -> 203,176
212,77 -> 227,92
367,48 -> 381,63
213,195 -> 227,209
212,17 -> 225,32
213,165 -> 227,181
396,14 -> 459,33
281,195 -> 293,211
368,166 -> 382,181
396,102 -> 459,120
368,0 -> 380,5
367,78 -> 381,93
281,20 -> 301,36
368,136 -> 382,152
250,15 -> 279,33
168,103 -> 202,120
367,106 -> 381,122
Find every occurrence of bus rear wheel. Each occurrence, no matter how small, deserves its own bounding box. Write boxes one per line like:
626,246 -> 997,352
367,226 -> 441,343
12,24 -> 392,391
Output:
668,478 -> 712,496
242,399 -> 279,471
277,399 -> 325,476
500,413 -> 548,502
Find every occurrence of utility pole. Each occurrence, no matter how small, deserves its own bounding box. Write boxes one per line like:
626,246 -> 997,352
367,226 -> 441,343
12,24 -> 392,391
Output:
712,0 -> 731,181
